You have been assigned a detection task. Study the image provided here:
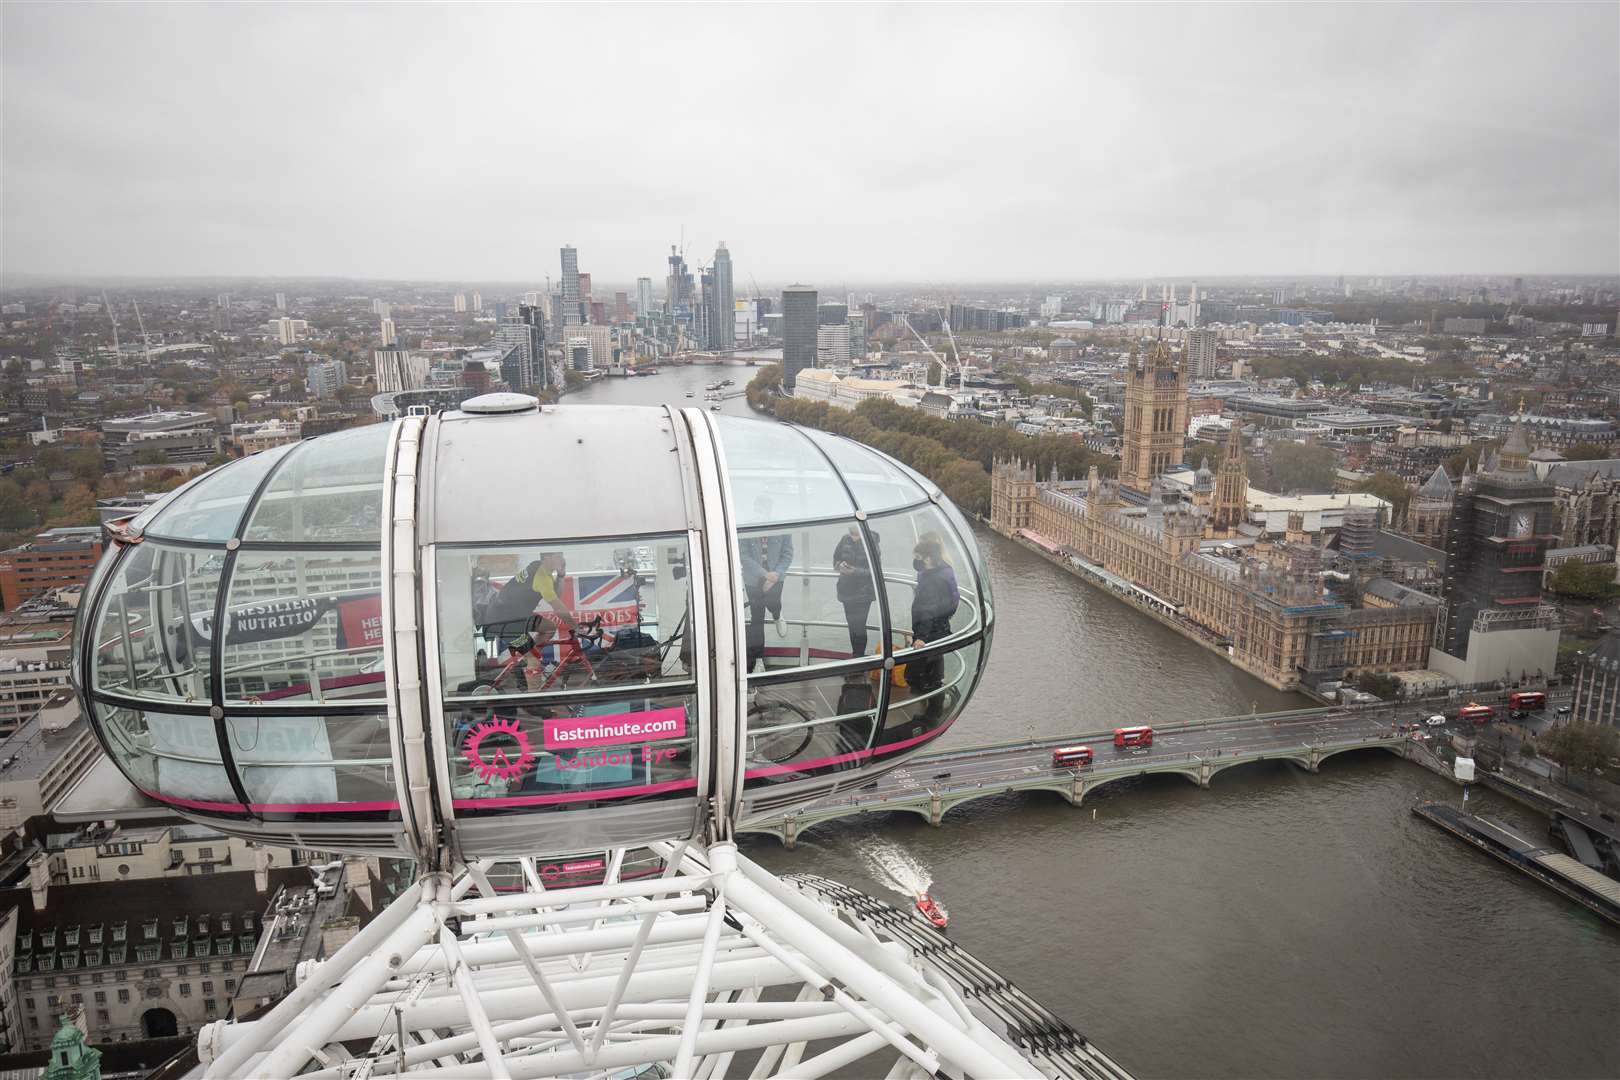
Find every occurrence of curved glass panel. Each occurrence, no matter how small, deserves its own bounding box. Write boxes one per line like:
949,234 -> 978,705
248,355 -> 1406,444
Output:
742,671 -> 878,787
715,417 -> 853,526
226,712 -> 397,817
884,638 -> 981,752
443,691 -> 696,810
220,551 -> 385,704
142,444 -> 296,541
436,537 -> 694,698
243,422 -> 391,543
867,504 -> 980,657
740,520 -> 881,674
799,429 -> 928,513
95,704 -> 239,809
938,496 -> 993,623
90,543 -> 223,702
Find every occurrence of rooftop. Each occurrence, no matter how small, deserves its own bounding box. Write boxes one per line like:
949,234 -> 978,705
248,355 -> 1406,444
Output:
0,692 -> 87,783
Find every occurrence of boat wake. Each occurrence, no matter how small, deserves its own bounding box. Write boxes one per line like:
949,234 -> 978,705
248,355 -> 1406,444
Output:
859,837 -> 933,900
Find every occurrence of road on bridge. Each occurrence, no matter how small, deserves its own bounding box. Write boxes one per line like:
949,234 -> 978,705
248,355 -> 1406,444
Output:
794,691 -> 1573,820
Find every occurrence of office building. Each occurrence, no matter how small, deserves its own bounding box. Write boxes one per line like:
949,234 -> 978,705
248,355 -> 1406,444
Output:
706,243 -> 734,350
560,246 -> 582,327
379,317 -> 396,347
636,277 -> 654,316
665,247 -> 694,314
816,323 -> 851,365
614,292 -> 631,324
1570,631 -> 1619,727
489,305 -> 546,393
1119,340 -> 1188,493
374,349 -> 430,395
0,603 -> 76,739
271,318 -> 307,346
306,360 -> 347,401
781,286 -> 819,390
230,419 -> 301,456
1185,329 -> 1219,380
565,325 -> 613,370
100,412 -> 219,468
0,530 -> 101,611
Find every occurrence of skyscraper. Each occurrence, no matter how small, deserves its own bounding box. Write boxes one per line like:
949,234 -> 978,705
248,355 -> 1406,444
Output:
636,277 -> 654,316
453,293 -> 468,314
706,243 -> 734,350
560,245 -> 582,327
781,286 -> 818,390
275,291 -> 287,312
666,247 -> 694,313
380,317 -> 397,347
492,304 -> 547,392
614,292 -> 631,323
1185,329 -> 1219,380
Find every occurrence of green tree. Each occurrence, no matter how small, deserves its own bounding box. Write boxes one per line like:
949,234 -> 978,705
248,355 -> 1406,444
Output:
1357,471 -> 1412,523
562,369 -> 585,392
1562,443 -> 1612,461
134,448 -> 168,466
1538,721 -> 1620,777
1546,561 -> 1620,602
1354,671 -> 1400,699
1266,441 -> 1337,493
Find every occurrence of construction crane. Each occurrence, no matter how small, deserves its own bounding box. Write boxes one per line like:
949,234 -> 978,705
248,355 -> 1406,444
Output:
938,312 -> 967,392
131,300 -> 153,366
901,314 -> 947,390
102,290 -> 122,367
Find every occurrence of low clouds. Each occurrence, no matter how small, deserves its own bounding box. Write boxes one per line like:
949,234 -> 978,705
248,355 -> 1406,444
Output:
3,3 -> 1615,282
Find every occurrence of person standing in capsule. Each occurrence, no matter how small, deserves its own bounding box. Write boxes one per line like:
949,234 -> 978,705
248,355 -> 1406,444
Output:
834,524 -> 878,659
907,534 -> 958,719
741,495 -> 794,672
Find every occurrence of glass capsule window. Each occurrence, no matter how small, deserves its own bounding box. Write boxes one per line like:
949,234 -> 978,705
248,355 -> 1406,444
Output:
83,425 -> 391,819
714,419 -> 988,796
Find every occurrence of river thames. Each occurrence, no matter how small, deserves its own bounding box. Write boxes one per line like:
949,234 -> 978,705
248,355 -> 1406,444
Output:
574,363 -> 1620,1079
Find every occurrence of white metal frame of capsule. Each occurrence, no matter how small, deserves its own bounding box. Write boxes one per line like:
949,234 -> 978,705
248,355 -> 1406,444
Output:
196,839 -> 1042,1080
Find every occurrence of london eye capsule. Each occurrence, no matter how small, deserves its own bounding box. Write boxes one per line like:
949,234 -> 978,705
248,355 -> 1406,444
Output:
72,398 -> 993,862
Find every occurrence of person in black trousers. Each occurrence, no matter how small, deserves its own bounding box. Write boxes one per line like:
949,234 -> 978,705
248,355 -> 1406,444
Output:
907,533 -> 959,721
833,525 -> 878,660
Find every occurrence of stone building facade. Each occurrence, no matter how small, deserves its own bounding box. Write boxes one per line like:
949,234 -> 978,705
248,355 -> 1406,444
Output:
991,461 -> 1436,691
1119,340 -> 1188,493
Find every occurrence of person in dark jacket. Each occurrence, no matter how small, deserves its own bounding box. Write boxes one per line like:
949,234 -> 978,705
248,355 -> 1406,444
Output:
907,533 -> 959,719
833,525 -> 879,659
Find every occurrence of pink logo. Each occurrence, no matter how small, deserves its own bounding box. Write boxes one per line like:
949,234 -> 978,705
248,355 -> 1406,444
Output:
543,706 -> 687,749
464,716 -> 534,782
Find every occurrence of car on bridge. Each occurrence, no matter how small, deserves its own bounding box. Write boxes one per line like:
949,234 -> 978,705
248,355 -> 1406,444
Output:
1426,715 -> 1447,727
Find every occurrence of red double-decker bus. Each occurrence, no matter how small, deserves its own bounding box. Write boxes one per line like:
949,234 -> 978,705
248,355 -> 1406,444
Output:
1052,745 -> 1094,767
1114,726 -> 1154,749
1457,703 -> 1495,725
1508,691 -> 1546,715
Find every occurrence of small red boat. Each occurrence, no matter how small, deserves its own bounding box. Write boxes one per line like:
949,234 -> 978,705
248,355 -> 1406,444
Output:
915,894 -> 948,930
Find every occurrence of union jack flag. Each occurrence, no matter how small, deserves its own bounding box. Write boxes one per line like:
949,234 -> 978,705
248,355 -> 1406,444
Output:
559,571 -> 642,641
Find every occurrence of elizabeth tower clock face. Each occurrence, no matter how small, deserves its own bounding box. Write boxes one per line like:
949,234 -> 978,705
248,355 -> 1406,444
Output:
1510,508 -> 1535,537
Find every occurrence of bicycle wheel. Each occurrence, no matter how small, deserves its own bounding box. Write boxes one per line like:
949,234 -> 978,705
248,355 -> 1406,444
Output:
747,697 -> 815,764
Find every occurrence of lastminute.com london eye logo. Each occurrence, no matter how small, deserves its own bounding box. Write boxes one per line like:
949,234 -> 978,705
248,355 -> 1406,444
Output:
464,715 -> 534,782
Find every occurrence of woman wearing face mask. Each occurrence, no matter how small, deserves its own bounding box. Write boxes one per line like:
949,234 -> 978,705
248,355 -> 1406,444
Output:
907,533 -> 958,719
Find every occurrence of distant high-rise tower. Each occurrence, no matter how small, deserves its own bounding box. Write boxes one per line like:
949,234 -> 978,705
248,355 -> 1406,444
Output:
453,293 -> 468,314
706,243 -> 734,350
636,277 -> 654,316
561,245 -> 582,326
275,291 -> 287,312
666,247 -> 694,313
492,305 -> 547,392
380,317 -> 397,347
782,285 -> 818,390
1119,339 -> 1188,493
471,291 -> 483,313
1185,329 -> 1219,380
614,292 -> 631,323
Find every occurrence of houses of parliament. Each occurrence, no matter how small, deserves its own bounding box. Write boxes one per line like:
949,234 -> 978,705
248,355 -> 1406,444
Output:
990,340 -> 1438,692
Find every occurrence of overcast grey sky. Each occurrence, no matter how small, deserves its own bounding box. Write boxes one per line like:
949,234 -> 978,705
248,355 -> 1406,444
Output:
3,3 -> 1616,284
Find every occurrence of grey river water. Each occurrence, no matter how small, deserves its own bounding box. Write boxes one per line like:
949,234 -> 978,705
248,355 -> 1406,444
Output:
576,365 -> 1620,1079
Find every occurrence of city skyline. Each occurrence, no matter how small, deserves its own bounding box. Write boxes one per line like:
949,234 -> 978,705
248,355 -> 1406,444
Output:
3,4 -> 1616,283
